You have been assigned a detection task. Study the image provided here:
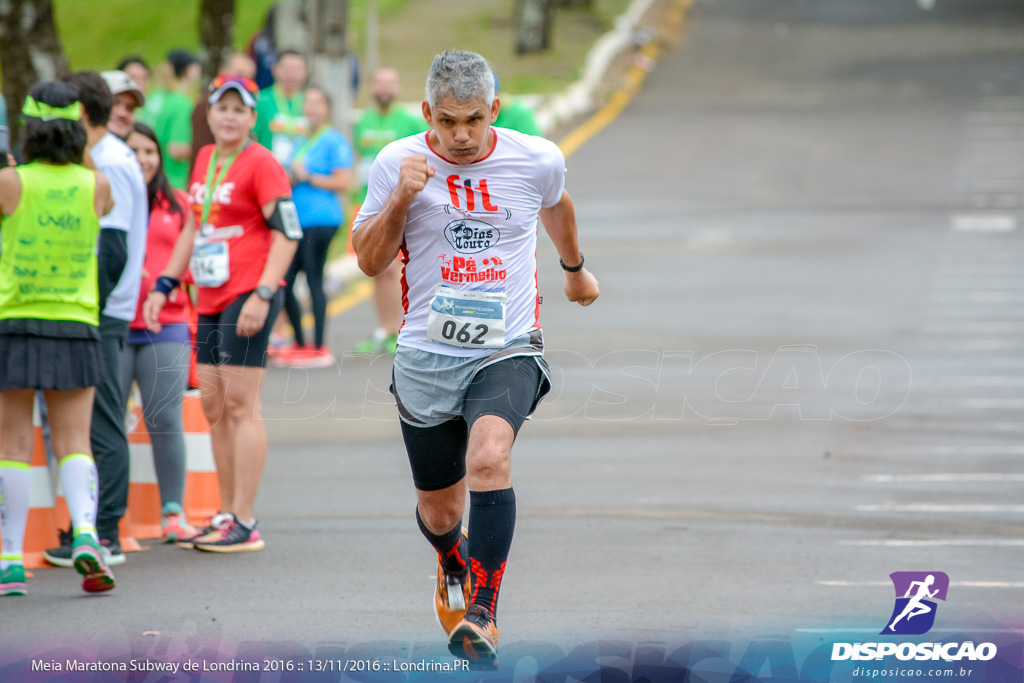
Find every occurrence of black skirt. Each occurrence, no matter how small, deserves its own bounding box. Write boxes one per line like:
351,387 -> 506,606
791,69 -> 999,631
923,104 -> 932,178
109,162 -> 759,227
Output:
0,333 -> 106,391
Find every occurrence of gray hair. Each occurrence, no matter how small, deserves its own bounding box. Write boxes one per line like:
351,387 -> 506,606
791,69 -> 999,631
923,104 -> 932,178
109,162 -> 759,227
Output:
425,51 -> 495,109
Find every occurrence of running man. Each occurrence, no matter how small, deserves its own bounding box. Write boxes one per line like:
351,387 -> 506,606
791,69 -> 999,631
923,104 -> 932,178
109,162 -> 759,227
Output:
889,574 -> 939,631
352,50 -> 599,669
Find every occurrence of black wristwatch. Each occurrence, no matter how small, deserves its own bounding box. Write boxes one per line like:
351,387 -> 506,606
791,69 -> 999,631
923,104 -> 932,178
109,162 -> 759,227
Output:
559,252 -> 584,273
255,285 -> 276,301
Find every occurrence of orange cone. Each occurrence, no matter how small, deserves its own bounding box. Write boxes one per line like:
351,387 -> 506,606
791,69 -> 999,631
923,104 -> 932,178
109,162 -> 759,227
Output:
126,400 -> 163,541
21,426 -> 60,568
181,390 -> 220,525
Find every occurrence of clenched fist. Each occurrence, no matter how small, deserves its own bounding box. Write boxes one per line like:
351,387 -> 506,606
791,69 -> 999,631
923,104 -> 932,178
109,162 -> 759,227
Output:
397,155 -> 435,202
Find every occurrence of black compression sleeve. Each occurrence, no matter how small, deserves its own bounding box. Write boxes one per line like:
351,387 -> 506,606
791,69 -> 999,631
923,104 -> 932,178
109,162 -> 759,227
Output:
97,228 -> 128,312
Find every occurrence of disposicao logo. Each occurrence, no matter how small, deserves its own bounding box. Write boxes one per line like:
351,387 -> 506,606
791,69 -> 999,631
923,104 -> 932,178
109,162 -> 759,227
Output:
831,572 -> 998,663
881,571 -> 949,635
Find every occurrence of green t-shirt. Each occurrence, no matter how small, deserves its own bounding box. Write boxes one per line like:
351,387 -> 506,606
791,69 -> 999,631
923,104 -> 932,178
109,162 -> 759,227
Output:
0,163 -> 101,325
353,106 -> 427,202
138,87 -> 166,127
255,86 -> 309,165
152,90 -> 194,189
495,98 -> 541,137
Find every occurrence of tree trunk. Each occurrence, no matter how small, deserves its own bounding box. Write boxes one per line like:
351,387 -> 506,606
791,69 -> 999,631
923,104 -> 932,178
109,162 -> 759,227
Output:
515,0 -> 553,55
198,0 -> 237,84
0,0 -> 71,150
308,0 -> 352,135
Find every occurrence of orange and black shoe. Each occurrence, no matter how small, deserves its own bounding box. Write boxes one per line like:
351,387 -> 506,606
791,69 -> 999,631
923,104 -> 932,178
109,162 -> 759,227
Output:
448,604 -> 499,670
433,528 -> 470,635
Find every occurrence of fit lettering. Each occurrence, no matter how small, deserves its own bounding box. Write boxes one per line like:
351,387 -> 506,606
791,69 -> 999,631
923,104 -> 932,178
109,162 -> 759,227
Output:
446,175 -> 499,211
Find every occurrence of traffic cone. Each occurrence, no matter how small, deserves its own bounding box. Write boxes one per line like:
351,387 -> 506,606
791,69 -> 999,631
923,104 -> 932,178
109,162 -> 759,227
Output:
181,390 -> 220,525
125,396 -> 163,540
21,423 -> 60,568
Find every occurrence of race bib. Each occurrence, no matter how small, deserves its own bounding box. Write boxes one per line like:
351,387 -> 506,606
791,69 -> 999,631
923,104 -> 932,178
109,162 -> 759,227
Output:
426,286 -> 507,349
271,136 -> 296,164
191,236 -> 229,288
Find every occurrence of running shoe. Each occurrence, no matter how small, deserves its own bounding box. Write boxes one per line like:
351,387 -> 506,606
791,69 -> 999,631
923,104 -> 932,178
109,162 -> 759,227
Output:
434,528 -> 471,635
0,565 -> 27,596
44,527 -> 126,567
271,345 -> 336,368
301,347 -> 337,368
176,512 -> 231,549
448,604 -> 500,670
353,329 -> 398,355
269,343 -> 308,366
193,514 -> 265,553
161,504 -> 198,543
42,527 -> 74,567
71,534 -> 115,593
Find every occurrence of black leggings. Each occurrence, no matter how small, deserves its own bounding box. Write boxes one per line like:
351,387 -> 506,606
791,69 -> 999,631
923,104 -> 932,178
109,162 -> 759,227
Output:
283,225 -> 338,348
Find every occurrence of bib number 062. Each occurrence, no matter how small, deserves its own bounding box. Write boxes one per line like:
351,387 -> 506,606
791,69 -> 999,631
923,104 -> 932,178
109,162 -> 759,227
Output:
441,321 -> 489,345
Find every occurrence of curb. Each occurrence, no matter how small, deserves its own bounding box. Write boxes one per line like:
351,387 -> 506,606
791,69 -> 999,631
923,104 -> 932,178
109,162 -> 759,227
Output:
535,0 -> 658,134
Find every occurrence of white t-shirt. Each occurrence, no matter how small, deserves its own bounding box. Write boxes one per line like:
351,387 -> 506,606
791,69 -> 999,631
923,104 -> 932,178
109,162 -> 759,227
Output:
91,132 -> 149,322
353,127 -> 566,357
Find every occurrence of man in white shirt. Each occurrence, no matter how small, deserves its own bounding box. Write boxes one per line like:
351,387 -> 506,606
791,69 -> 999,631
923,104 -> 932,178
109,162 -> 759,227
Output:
44,72 -> 149,568
353,50 -> 599,670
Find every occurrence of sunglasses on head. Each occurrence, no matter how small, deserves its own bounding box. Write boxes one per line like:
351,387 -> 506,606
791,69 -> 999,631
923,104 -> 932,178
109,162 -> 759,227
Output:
210,74 -> 259,96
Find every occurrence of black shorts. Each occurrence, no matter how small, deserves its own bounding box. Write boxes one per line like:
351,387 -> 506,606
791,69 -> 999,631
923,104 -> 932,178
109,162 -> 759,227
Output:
397,355 -> 549,492
195,290 -> 284,368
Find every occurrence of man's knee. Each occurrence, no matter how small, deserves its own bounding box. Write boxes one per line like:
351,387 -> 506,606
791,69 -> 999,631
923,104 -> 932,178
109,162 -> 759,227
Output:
417,492 -> 464,533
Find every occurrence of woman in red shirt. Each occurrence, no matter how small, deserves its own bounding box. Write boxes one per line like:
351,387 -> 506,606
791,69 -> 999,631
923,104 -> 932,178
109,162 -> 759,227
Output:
123,122 -> 198,543
144,75 -> 298,552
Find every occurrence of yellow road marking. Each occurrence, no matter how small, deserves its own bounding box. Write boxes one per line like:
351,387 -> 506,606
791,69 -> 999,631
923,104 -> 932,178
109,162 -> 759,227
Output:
559,0 -> 692,159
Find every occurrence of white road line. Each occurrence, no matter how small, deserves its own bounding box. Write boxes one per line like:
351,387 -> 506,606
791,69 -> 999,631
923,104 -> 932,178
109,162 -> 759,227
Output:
840,539 -> 1024,547
863,473 -> 1024,483
818,581 -> 1024,588
930,294 -> 1024,304
925,307 -> 1024,318
958,398 -> 1024,409
922,323 -> 1024,334
856,504 -> 1024,513
876,445 -> 1024,455
922,340 -> 1024,351
950,214 -> 1017,232
879,420 -> 1024,433
912,376 -> 1024,386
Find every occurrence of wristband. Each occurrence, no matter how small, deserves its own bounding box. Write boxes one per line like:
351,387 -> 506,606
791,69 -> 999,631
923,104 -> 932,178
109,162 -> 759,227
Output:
153,276 -> 180,296
559,252 -> 584,273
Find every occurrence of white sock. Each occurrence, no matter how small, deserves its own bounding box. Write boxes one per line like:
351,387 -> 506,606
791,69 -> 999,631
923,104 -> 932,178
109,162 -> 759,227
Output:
59,454 -> 98,539
0,461 -> 31,569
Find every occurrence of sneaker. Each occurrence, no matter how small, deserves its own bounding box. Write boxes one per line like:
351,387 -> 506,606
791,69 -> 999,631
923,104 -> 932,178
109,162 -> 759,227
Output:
193,514 -> 265,553
42,527 -> 74,568
176,512 -> 232,549
0,565 -> 27,596
434,528 -> 471,635
269,342 -> 306,366
98,535 -> 127,567
162,505 -> 198,544
353,329 -> 398,355
448,604 -> 500,670
300,347 -> 336,368
271,344 -> 336,368
71,534 -> 115,593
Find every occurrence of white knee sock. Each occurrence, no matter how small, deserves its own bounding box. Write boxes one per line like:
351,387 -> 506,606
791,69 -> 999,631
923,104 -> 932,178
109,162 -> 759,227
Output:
0,461 -> 31,569
59,454 -> 98,539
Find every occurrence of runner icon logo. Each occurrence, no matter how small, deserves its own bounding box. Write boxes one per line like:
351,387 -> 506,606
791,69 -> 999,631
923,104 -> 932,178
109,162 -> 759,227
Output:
881,571 -> 949,635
